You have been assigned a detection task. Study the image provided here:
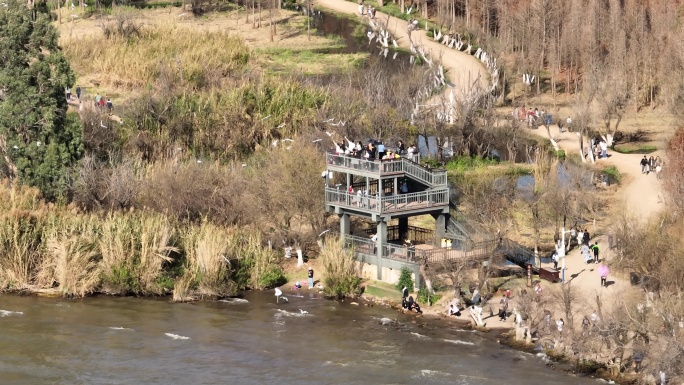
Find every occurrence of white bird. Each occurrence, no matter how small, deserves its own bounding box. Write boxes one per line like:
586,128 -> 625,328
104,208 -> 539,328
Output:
12,145 -> 18,149
100,121 -> 107,128
299,309 -> 309,314
36,141 -> 41,146
197,160 -> 203,164
433,29 -> 442,41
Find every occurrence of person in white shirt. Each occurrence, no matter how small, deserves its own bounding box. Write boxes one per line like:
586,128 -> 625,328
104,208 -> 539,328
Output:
566,116 -> 572,132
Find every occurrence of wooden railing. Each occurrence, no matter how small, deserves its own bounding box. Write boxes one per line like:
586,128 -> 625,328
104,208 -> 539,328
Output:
326,152 -> 447,187
342,234 -> 419,264
363,225 -> 435,244
325,187 -> 449,214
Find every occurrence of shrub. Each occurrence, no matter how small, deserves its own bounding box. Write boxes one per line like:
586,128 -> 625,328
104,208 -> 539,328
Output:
395,266 -> 414,293
319,237 -> 361,299
258,266 -> 287,289
417,287 -> 441,306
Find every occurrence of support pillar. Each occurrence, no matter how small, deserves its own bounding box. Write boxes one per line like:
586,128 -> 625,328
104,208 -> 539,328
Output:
376,220 -> 387,280
340,213 -> 350,238
398,217 -> 408,242
435,214 -> 446,240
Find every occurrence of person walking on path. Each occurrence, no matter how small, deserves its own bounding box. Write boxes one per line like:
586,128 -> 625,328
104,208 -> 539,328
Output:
498,295 -> 509,321
76,85 -> 82,100
106,98 -> 113,114
552,251 -> 559,270
581,243 -> 592,264
591,242 -> 600,264
583,229 -> 590,246
598,263 -> 610,287
95,94 -> 102,109
65,86 -> 71,101
641,155 -> 649,174
307,267 -> 314,289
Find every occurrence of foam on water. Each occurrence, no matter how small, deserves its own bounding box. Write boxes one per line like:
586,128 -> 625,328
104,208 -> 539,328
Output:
109,327 -> 134,331
0,310 -> 24,317
165,333 -> 190,340
410,332 -> 429,339
443,339 -> 475,346
219,298 -> 249,304
323,361 -> 349,367
275,309 -> 312,317
420,369 -> 451,377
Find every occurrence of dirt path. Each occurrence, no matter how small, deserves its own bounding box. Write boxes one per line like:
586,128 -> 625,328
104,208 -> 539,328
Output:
315,0 -> 490,98
527,125 -> 666,223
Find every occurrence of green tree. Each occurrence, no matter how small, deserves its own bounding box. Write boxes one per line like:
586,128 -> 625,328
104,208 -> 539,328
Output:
0,0 -> 83,200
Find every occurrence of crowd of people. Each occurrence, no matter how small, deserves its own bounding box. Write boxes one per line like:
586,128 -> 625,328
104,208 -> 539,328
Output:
512,105 -> 554,128
66,85 -> 114,115
640,155 -> 664,179
332,138 -> 417,161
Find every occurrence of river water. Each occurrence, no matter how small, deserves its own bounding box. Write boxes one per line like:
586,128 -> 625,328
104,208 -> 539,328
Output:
0,292 -> 601,385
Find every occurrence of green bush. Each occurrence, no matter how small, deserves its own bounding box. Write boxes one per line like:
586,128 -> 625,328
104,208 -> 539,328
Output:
395,267 -> 414,293
258,266 -> 287,289
417,287 -> 441,306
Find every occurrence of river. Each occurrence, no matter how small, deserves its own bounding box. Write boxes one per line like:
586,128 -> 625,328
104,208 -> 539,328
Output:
0,292 -> 603,385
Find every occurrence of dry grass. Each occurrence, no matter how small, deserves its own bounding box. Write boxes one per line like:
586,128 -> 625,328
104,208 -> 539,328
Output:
179,221 -> 232,299
98,212 -> 177,294
63,24 -> 250,89
318,236 -> 360,299
38,216 -> 101,297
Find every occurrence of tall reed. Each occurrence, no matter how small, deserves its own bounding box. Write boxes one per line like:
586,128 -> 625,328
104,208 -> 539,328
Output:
178,221 -> 233,300
0,182 -> 50,289
99,211 -> 177,295
37,215 -> 101,297
318,237 -> 361,299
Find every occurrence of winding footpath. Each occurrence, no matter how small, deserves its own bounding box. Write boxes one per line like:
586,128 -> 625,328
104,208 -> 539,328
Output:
316,0 -> 490,98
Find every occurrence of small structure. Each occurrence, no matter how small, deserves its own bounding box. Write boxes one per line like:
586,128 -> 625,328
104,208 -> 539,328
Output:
323,151 -> 523,286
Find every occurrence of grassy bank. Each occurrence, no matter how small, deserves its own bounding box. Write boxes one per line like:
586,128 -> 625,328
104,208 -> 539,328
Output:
0,181 -> 285,299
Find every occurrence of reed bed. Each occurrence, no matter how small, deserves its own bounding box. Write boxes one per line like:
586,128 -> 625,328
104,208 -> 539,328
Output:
0,181 -> 283,299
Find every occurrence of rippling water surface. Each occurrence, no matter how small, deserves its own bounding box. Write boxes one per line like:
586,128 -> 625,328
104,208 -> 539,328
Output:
0,292 -> 598,384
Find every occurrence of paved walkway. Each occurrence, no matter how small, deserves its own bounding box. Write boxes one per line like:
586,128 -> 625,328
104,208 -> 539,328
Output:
315,0 -> 490,99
